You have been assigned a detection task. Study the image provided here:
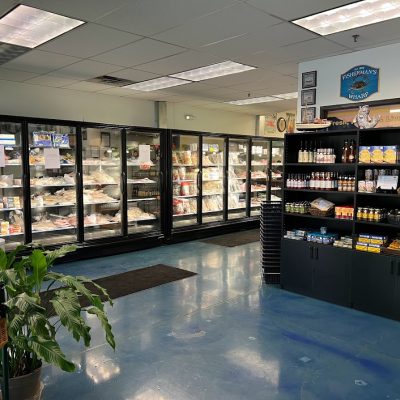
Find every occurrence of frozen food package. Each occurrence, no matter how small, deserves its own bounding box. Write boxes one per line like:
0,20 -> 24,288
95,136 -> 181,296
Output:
310,197 -> 335,211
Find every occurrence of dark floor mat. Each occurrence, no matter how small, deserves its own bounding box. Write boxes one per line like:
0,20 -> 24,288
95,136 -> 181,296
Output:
200,229 -> 260,247
42,264 -> 196,312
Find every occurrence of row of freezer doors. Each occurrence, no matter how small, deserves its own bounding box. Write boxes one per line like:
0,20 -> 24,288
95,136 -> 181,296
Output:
0,121 -> 283,251
171,133 -> 283,228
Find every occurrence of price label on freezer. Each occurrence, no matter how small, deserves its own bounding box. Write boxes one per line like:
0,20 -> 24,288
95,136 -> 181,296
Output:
0,145 -> 5,167
44,147 -> 60,169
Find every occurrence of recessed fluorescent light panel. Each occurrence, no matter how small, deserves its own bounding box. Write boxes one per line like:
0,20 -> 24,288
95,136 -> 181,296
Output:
171,61 -> 255,81
389,108 -> 400,113
293,0 -> 400,36
0,5 -> 84,48
124,77 -> 191,91
274,92 -> 298,100
226,96 -> 284,106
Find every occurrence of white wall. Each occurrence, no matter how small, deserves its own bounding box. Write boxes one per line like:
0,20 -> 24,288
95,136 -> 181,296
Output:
298,42 -> 400,116
167,103 -> 256,135
0,80 -> 156,126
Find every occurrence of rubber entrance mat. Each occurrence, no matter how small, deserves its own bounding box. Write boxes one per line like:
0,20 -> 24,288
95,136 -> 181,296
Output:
200,229 -> 260,247
42,264 -> 196,311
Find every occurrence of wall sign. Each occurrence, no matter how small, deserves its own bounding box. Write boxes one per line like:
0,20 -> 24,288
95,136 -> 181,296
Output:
340,65 -> 379,101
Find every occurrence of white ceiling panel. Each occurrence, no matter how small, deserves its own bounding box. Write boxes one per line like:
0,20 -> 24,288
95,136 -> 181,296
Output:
0,67 -> 38,82
91,39 -> 185,67
0,0 -> 17,17
203,22 -> 318,59
25,75 -> 80,87
52,60 -> 122,79
227,75 -> 298,93
269,61 -> 299,76
63,81 -> 110,92
96,87 -> 135,97
96,0 -> 238,37
245,0 -> 358,21
2,50 -> 79,74
22,0 -> 129,22
111,68 -> 161,82
153,2 -> 281,49
38,23 -> 142,58
136,51 -> 224,75
327,18 -> 400,51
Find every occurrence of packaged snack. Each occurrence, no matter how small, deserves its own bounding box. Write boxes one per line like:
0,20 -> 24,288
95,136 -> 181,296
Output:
52,133 -> 70,148
32,131 -> 53,147
383,146 -> 398,164
1,221 -> 9,235
367,243 -> 382,253
180,182 -> 190,196
358,146 -> 371,163
183,151 -> 192,165
371,146 -> 384,163
356,241 -> 368,251
358,180 -> 366,192
178,167 -> 186,180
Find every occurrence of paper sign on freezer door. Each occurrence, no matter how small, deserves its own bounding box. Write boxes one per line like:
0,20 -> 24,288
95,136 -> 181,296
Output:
44,148 -> 60,169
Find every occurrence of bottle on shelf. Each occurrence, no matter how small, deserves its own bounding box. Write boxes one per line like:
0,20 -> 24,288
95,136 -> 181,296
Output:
349,139 -> 356,163
298,141 -> 303,163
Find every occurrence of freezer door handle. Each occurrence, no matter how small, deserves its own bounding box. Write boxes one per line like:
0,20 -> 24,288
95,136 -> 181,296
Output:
315,247 -> 319,260
159,171 -> 164,194
121,172 -> 126,195
197,171 -> 201,192
310,246 -> 314,259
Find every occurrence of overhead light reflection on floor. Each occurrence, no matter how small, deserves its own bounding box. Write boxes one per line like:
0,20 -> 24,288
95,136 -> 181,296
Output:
86,354 -> 121,384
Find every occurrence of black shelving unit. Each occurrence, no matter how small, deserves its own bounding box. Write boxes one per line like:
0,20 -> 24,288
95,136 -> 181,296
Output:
281,127 -> 400,320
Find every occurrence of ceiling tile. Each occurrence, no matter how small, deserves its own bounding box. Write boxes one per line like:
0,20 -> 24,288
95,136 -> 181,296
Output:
22,0 -> 129,22
51,60 -> 122,80
153,2 -> 281,49
62,81 -> 110,92
245,0 -> 358,21
0,67 -> 38,81
25,75 -> 80,87
96,0 -> 238,36
269,62 -> 299,76
327,18 -> 400,51
91,38 -> 185,67
1,50 -> 80,74
203,22 -> 318,59
136,51 -> 224,75
38,23 -> 142,58
0,1 -> 17,17
96,87 -> 134,97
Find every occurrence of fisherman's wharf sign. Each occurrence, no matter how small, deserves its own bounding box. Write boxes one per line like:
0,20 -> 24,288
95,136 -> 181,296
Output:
340,65 -> 379,101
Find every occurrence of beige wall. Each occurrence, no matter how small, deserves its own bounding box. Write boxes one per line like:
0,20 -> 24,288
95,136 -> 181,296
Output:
167,103 -> 256,135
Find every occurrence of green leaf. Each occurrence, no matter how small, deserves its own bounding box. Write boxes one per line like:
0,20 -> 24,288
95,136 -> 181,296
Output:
29,249 -> 48,290
7,293 -> 44,313
87,307 -> 116,350
45,245 -> 77,267
50,289 -> 91,346
6,244 -> 26,269
29,336 -> 75,372
0,249 -> 7,271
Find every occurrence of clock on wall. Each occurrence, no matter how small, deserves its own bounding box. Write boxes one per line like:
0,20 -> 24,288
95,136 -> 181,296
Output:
277,117 -> 287,133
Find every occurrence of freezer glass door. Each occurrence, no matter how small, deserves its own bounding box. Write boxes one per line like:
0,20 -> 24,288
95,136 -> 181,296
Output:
202,137 -> 225,223
251,140 -> 269,216
29,123 -> 77,245
270,140 -> 284,202
228,138 -> 248,219
82,128 -> 122,240
126,130 -> 161,234
0,121 -> 24,250
172,134 -> 199,228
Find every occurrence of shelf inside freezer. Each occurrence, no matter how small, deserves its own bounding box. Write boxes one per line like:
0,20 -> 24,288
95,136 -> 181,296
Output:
0,207 -> 23,212
127,198 -> 157,202
0,232 -> 24,237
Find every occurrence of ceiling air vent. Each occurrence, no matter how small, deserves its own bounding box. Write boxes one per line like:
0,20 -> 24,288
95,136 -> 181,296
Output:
0,42 -> 30,65
87,75 -> 136,87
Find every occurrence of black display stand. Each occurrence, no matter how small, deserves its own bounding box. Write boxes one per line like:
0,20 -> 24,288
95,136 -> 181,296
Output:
281,127 -> 400,321
260,201 -> 282,284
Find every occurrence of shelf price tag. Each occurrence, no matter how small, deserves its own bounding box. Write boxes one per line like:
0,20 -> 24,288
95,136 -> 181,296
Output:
0,145 -> 5,167
44,148 -> 60,169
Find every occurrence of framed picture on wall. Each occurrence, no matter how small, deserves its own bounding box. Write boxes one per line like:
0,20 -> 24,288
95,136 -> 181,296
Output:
302,70 -> 317,88
301,88 -> 316,106
301,107 -> 316,123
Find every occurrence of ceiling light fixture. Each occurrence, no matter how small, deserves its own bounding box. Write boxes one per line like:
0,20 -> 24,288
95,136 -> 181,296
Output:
226,96 -> 284,105
389,108 -> 400,113
0,5 -> 84,48
124,76 -> 191,91
274,92 -> 298,100
170,61 -> 255,81
292,0 -> 400,36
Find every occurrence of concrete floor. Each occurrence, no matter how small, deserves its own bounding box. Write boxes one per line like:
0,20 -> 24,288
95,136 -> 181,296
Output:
42,238 -> 400,399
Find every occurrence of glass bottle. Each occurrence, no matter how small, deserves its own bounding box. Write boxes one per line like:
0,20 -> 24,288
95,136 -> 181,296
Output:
342,140 -> 348,163
349,139 -> 355,163
298,141 -> 303,163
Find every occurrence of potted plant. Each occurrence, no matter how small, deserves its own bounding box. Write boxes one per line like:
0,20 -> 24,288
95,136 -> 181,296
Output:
0,245 -> 115,400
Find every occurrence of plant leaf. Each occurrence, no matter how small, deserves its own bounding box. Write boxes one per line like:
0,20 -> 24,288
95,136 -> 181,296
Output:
87,307 -> 116,350
7,293 -> 44,313
50,289 -> 91,346
29,249 -> 48,290
29,336 -> 75,372
0,249 -> 7,271
45,245 -> 77,267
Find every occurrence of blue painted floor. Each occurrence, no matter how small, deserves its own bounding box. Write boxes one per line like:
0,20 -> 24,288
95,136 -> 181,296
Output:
42,237 -> 400,399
